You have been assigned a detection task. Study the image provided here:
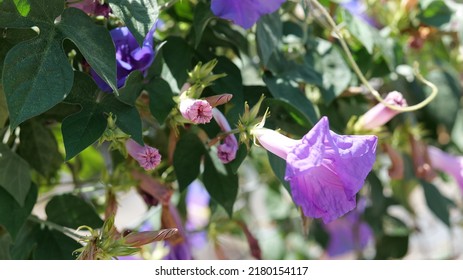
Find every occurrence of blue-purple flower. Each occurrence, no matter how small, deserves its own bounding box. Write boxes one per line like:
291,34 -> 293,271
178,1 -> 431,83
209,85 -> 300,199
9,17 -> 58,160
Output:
92,25 -> 156,92
341,0 -> 380,28
323,199 -> 373,257
253,117 -> 377,223
211,0 -> 286,29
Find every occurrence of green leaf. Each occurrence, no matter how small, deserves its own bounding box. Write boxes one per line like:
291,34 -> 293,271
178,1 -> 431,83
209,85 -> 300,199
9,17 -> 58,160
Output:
263,75 -> 318,126
62,72 -> 143,160
0,85 -> 8,127
173,132 -> 206,192
256,12 -> 282,66
163,36 -> 194,89
58,8 -> 118,92
423,69 -> 461,132
192,1 -> 214,48
33,227 -> 80,260
228,143 -> 248,174
0,229 -> 12,260
0,0 -> 117,127
146,78 -> 175,124
418,0 -> 452,28
61,106 -> 107,161
0,183 -> 37,240
267,151 -> 291,195
18,119 -> 63,178
10,220 -> 41,259
2,31 -> 73,128
0,143 -> 31,206
375,235 -> 409,259
203,150 -> 238,217
117,71 -> 145,106
13,0 -> 30,17
451,109 -> 463,151
109,0 -> 159,45
343,10 -> 375,54
421,180 -> 451,227
315,39 -> 352,104
45,194 -> 103,229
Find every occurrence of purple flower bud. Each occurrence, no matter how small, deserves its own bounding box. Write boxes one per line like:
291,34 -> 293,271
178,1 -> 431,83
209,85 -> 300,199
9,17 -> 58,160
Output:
211,0 -> 286,29
253,117 -> 377,223
428,145 -> 463,192
360,91 -> 407,130
212,108 -> 238,163
91,25 -> 156,92
179,98 -> 213,124
125,139 -> 161,171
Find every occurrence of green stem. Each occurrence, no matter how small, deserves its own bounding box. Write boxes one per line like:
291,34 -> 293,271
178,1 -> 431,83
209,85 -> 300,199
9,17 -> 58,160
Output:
28,215 -> 85,240
308,0 -> 438,112
160,0 -> 180,11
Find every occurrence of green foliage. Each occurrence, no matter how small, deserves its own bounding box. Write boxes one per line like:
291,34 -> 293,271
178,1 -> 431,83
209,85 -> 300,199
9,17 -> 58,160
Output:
173,132 -> 206,192
0,183 -> 37,240
418,0 -> 452,27
1,0 -> 463,260
18,119 -> 63,178
109,0 -> 159,45
45,194 -> 103,229
0,0 -> 117,128
203,150 -> 238,217
0,143 -> 31,206
421,180 -> 451,227
61,72 -> 142,160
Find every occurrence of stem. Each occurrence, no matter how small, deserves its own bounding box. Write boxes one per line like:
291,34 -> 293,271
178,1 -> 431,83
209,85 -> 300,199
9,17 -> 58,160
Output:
28,215 -> 85,240
159,0 -> 180,11
308,0 -> 438,112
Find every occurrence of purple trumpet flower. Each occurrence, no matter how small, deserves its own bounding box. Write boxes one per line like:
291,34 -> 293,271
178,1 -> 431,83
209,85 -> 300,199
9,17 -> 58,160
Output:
324,199 -> 373,257
91,25 -> 156,92
359,91 -> 407,130
211,0 -> 286,29
253,117 -> 377,223
428,145 -> 463,192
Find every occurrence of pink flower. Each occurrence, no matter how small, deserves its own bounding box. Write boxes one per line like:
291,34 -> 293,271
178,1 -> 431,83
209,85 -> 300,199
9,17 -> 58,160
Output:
179,98 -> 213,124
428,145 -> 463,191
360,91 -> 407,130
212,108 -> 238,163
125,139 -> 161,171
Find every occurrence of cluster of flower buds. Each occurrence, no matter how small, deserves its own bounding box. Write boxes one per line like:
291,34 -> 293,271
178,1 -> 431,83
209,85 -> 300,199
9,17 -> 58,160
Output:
75,215 -> 178,260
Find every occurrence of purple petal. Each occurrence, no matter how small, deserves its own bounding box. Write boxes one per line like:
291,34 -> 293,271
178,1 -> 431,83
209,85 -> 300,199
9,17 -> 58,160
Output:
211,0 -> 286,29
325,216 -> 373,257
285,117 -> 377,223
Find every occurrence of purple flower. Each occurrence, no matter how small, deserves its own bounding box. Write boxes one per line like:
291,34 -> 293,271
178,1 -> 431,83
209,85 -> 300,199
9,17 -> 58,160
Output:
179,98 -> 213,124
125,139 -> 161,171
253,117 -> 377,223
324,199 -> 373,257
428,145 -> 463,192
185,180 -> 210,249
163,204 -> 193,260
359,91 -> 407,130
92,25 -> 156,92
212,108 -> 238,163
211,0 -> 286,29
341,0 -> 380,28
67,0 -> 110,17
